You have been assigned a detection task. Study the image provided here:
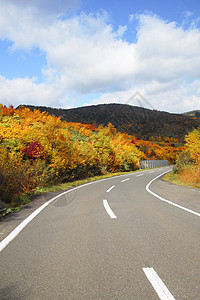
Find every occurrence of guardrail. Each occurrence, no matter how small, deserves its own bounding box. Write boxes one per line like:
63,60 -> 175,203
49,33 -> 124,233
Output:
139,160 -> 168,169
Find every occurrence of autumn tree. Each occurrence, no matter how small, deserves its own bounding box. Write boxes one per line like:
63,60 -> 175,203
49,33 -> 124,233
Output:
184,128 -> 200,164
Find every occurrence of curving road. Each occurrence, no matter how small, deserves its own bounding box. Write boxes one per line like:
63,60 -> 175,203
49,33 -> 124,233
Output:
0,166 -> 200,299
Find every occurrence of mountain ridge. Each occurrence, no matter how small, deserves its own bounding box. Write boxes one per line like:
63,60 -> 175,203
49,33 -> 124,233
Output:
18,103 -> 200,141
183,110 -> 200,117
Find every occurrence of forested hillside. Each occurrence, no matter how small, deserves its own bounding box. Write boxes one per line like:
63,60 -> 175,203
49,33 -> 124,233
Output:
20,104 -> 200,141
183,110 -> 200,117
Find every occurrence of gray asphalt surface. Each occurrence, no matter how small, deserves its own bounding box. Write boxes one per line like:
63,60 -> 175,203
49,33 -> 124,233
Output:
0,166 -> 200,299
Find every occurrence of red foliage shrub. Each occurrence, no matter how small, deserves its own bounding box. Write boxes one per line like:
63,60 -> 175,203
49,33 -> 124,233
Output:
23,142 -> 44,159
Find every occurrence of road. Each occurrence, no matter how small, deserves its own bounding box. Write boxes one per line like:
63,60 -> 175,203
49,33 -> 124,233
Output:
0,166 -> 200,299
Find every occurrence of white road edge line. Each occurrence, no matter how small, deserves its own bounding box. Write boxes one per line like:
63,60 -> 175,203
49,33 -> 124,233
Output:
146,170 -> 200,218
1,172 -> 135,252
103,200 -> 117,219
143,267 -> 175,300
136,174 -> 144,177
121,178 -> 130,182
106,185 -> 115,193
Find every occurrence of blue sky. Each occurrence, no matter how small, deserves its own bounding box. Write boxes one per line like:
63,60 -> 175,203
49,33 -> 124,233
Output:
0,0 -> 200,112
82,0 -> 200,28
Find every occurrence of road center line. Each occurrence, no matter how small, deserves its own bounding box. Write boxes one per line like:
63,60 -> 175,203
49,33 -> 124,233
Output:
121,178 -> 130,182
106,185 -> 115,193
143,267 -> 175,300
146,170 -> 200,218
148,171 -> 155,173
136,174 -> 144,177
103,200 -> 117,219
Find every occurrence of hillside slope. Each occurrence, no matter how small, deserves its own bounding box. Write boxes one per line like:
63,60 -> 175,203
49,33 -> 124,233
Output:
183,110 -> 200,117
19,104 -> 200,141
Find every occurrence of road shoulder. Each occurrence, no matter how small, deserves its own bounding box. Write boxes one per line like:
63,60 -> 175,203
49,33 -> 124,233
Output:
150,177 -> 200,214
0,190 -> 68,242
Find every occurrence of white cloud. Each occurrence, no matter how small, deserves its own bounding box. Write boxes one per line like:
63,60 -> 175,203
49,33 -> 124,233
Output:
0,76 -> 69,108
85,79 -> 200,113
0,2 -> 200,112
136,14 -> 200,81
183,11 -> 193,18
115,25 -> 127,38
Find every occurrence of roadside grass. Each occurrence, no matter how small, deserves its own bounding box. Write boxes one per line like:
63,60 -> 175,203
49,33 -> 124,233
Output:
35,169 -> 142,194
162,171 -> 200,189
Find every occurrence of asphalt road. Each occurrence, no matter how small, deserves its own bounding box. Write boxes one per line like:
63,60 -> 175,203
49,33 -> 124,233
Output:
0,166 -> 200,299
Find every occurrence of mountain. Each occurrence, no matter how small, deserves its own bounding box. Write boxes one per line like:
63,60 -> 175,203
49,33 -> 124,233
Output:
18,104 -> 200,141
183,110 -> 200,117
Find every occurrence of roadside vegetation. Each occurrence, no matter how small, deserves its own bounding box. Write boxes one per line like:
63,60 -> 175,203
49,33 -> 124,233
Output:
0,104 -> 188,214
163,128 -> 200,189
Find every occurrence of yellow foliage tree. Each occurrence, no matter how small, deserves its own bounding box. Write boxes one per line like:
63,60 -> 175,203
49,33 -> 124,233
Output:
184,128 -> 200,164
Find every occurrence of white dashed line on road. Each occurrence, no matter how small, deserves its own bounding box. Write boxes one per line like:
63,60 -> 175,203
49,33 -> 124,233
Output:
106,185 -> 115,193
143,267 -> 175,300
121,178 -> 130,182
136,174 -> 144,177
148,171 -> 155,173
